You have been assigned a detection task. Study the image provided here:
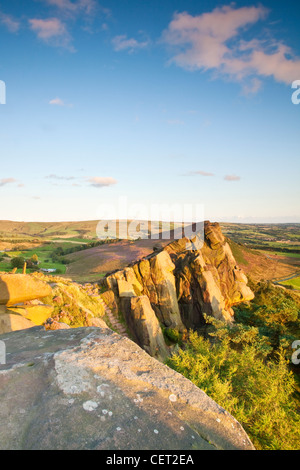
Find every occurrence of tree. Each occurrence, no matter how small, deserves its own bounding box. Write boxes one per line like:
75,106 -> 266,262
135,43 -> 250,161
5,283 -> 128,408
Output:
10,256 -> 26,269
30,254 -> 39,265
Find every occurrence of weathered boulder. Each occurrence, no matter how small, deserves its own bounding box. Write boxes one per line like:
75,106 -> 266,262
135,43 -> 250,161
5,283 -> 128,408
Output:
0,313 -> 35,334
7,304 -> 54,325
117,279 -> 136,298
0,327 -> 254,450
44,320 -> 71,330
0,274 -> 52,306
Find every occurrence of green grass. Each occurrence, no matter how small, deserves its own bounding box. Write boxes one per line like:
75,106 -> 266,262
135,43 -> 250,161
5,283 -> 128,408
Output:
281,276 -> 300,290
227,238 -> 249,265
0,259 -> 13,272
3,251 -> 23,258
258,250 -> 300,259
0,243 -> 70,274
275,252 -> 300,258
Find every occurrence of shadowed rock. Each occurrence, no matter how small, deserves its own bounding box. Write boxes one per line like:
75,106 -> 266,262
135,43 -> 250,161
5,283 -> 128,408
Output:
0,326 -> 255,450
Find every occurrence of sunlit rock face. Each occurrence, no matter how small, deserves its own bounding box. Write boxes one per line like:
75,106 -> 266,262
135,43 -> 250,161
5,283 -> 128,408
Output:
102,221 -> 254,358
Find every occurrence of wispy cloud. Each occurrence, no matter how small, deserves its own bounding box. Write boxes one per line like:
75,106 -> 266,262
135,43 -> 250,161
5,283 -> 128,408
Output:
0,11 -> 20,33
49,97 -> 73,107
162,5 -> 300,92
0,178 -> 18,187
224,174 -> 241,181
28,17 -> 74,50
184,170 -> 215,176
46,174 -> 75,180
49,97 -> 65,106
112,34 -> 150,53
88,177 -> 117,187
41,0 -> 97,17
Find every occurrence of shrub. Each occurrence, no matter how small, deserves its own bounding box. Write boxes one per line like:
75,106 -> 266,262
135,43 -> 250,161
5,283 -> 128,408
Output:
10,256 -> 26,269
167,325 -> 300,450
163,327 -> 182,344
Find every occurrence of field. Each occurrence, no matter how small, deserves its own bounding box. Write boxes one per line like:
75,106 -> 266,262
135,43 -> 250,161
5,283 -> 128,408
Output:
221,223 -> 300,283
281,276 -> 300,290
0,242 -> 71,274
64,238 -> 169,282
221,223 -> 300,252
1,220 -> 300,284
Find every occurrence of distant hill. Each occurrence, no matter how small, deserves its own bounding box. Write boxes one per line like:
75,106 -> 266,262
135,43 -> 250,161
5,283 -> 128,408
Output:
0,219 -> 190,241
0,220 -> 100,240
1,219 -> 299,283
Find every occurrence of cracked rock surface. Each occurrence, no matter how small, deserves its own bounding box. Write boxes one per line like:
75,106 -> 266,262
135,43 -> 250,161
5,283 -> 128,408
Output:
0,326 -> 254,450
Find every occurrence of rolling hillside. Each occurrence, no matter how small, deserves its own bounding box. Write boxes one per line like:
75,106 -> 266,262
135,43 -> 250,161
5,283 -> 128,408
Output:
1,219 -> 299,284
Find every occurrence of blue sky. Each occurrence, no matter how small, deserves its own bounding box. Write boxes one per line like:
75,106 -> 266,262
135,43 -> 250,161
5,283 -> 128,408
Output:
0,0 -> 300,222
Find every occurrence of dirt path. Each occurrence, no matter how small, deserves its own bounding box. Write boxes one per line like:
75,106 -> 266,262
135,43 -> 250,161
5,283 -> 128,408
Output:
274,272 -> 300,283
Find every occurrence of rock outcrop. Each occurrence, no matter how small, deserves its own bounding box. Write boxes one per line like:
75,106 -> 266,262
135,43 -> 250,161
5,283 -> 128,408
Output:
101,222 -> 254,358
0,274 -> 52,306
0,274 -> 53,334
0,326 -> 254,450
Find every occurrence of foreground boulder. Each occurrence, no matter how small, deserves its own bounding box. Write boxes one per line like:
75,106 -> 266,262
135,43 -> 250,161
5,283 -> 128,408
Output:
0,310 -> 35,335
0,326 -> 254,450
0,274 -> 52,306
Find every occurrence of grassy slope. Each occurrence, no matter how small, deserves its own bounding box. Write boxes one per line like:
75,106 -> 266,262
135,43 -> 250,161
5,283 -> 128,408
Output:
227,238 -> 298,282
1,220 -> 300,283
281,276 -> 300,290
64,238 -> 169,282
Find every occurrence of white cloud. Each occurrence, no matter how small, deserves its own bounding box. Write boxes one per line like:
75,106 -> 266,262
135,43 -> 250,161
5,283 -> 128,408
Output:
49,97 -> 73,107
88,177 -> 117,187
49,97 -> 66,106
224,174 -> 241,181
46,174 -> 75,180
188,170 -> 215,176
29,17 -> 74,50
0,11 -> 20,33
162,5 -> 300,90
112,35 -> 150,53
0,178 -> 17,187
42,0 -> 97,16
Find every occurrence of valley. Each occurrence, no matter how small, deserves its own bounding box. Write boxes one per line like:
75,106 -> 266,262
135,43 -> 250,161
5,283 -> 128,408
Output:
1,220 -> 299,288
